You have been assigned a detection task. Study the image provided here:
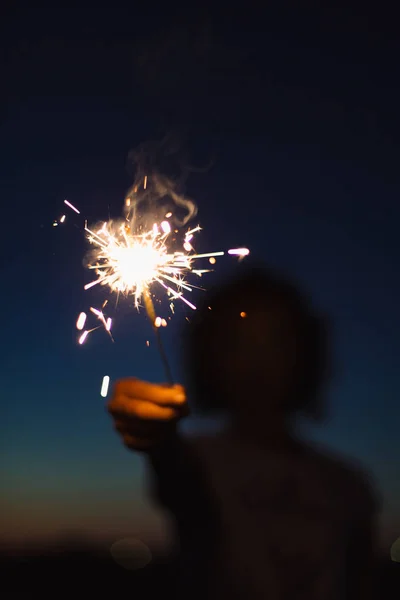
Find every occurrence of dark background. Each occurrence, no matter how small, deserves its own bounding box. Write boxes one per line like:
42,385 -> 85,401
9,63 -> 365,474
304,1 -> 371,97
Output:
1,1 -> 399,593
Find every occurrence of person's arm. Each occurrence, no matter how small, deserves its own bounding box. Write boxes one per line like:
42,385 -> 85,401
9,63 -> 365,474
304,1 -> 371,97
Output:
147,432 -> 215,519
146,431 -> 220,553
107,378 -> 218,562
146,429 -> 188,509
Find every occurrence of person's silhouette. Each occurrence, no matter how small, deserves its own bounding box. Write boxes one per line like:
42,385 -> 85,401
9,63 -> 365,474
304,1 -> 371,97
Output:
108,263 -> 380,599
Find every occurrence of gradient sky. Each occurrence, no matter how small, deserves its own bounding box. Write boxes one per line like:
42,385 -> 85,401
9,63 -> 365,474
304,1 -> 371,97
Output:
1,6 -> 399,554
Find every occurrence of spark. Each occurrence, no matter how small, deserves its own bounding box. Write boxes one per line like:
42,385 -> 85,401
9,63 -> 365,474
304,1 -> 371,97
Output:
186,225 -> 201,236
76,312 -> 87,330
60,215 -> 66,223
161,221 -> 171,234
78,331 -> 89,345
228,248 -> 250,256
90,307 -> 114,340
78,326 -> 101,344
100,375 -> 110,397
64,199 -> 80,214
186,251 -> 224,259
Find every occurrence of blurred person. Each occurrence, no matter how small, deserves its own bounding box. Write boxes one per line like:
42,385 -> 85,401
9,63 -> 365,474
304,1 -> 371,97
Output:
108,263 -> 380,599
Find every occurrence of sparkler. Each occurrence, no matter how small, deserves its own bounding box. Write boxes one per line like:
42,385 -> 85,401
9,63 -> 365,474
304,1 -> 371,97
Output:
59,178 -> 249,386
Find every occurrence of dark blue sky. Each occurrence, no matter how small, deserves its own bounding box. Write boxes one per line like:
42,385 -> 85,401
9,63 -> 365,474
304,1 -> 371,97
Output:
1,5 -> 399,553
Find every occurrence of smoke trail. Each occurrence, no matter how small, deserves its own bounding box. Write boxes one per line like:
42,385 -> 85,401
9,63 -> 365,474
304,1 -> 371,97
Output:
124,134 -> 213,231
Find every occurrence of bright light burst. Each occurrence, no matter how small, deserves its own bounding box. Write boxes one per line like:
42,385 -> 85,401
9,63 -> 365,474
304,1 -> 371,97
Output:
85,221 -> 234,309
59,195 -> 249,348
83,219 -> 240,313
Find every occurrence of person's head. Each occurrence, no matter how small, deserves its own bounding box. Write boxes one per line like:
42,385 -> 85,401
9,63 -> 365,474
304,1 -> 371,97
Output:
182,262 -> 331,427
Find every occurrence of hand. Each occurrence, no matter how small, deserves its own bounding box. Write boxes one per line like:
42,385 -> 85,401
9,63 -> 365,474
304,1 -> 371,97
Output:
107,378 -> 189,452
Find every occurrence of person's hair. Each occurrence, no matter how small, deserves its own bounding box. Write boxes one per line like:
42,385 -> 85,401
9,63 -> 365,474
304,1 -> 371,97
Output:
182,262 -> 331,422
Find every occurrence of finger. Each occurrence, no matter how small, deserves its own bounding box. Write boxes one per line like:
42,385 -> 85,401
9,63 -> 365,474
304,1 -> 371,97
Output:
109,396 -> 180,421
113,378 -> 186,406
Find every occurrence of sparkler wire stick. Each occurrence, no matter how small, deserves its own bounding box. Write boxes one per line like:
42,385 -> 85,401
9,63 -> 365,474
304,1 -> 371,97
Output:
143,289 -> 174,385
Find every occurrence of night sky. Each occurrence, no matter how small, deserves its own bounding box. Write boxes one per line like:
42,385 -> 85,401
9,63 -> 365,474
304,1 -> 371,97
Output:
1,5 -> 399,556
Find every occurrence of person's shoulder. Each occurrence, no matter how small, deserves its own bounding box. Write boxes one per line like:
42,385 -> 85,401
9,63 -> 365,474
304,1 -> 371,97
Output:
183,432 -> 381,516
301,440 -> 380,514
302,439 -> 371,481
